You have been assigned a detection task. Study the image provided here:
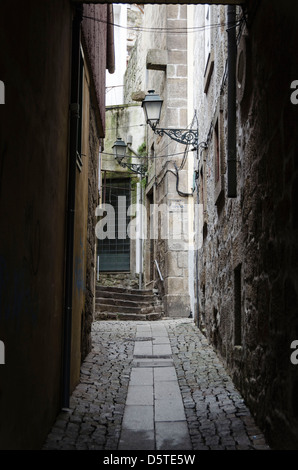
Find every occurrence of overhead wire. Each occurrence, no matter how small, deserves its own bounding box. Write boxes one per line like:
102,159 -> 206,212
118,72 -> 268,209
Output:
104,123 -> 145,132
82,14 -> 243,36
101,149 -> 195,160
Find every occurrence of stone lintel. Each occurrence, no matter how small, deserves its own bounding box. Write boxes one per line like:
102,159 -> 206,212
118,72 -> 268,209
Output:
146,49 -> 168,71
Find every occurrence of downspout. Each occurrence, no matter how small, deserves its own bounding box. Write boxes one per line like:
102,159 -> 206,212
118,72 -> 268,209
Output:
196,221 -> 200,329
62,4 -> 83,409
227,5 -> 237,198
106,4 -> 115,75
195,146 -> 200,330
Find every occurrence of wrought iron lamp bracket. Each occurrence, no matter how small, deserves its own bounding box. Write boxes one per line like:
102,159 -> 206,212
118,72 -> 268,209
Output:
150,123 -> 198,148
118,161 -> 147,175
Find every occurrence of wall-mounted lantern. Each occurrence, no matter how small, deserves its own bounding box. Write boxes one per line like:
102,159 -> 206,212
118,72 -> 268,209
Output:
142,89 -> 198,148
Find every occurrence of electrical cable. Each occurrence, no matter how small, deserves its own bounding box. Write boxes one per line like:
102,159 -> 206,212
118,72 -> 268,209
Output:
82,14 -> 243,36
174,163 -> 194,198
104,124 -> 145,132
101,150 -> 195,160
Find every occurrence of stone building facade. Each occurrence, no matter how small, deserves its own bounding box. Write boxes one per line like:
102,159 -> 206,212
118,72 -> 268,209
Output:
192,0 -> 298,449
0,0 -> 114,449
123,4 -> 195,317
96,5 -> 146,288
98,102 -> 146,282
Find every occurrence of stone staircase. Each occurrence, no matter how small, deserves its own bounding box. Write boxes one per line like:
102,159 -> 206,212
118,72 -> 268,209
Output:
95,284 -> 164,321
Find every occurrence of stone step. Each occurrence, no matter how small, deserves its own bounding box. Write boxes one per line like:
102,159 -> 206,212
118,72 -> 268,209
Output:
96,284 -> 155,296
95,311 -> 162,321
96,303 -> 142,314
140,305 -> 164,314
96,289 -> 156,303
96,297 -> 152,309
95,284 -> 164,321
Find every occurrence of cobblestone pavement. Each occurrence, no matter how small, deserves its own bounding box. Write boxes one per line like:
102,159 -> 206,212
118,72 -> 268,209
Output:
43,319 -> 270,450
166,320 -> 269,450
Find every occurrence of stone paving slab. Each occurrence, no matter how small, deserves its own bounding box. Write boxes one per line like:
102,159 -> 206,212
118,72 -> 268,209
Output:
154,380 -> 182,400
118,430 -> 155,450
156,421 -> 192,450
133,341 -> 153,356
121,404 -> 154,430
153,336 -> 171,344
154,366 -> 177,382
126,384 -> 154,406
130,367 -> 154,385
42,318 -> 271,451
153,344 -> 172,356
154,396 -> 186,422
118,322 -> 191,450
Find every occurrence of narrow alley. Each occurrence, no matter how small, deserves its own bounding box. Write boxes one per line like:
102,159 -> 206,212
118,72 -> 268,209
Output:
43,318 -> 270,451
1,0 -> 298,453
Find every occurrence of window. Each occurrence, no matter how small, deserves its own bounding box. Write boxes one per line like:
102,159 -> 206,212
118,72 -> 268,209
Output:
234,264 -> 242,346
198,149 -> 208,242
214,120 -> 220,184
204,5 -> 211,70
213,100 -> 225,205
204,5 -> 214,94
97,178 -> 131,272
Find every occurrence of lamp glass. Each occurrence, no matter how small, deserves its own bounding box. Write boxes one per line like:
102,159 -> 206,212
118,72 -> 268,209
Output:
142,90 -> 163,127
112,137 -> 127,163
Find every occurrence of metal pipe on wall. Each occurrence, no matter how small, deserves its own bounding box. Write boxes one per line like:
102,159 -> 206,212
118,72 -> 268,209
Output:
62,4 -> 83,409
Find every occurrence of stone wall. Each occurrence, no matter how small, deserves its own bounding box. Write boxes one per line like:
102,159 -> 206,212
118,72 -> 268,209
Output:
193,1 -> 298,449
98,272 -> 139,289
81,97 -> 101,361
0,0 -> 112,449
82,3 -> 114,133
139,4 -> 193,317
0,0 -> 73,449
193,3 -> 229,337
234,0 -> 298,449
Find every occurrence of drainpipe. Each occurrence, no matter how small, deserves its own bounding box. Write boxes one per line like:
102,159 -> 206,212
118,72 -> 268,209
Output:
195,146 -> 200,330
139,168 -> 143,290
195,194 -> 199,329
227,5 -> 237,198
62,4 -> 83,409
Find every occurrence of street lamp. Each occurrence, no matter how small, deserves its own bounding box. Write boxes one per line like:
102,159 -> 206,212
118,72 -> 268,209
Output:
112,137 -> 147,175
112,137 -> 127,164
142,89 -> 198,148
141,89 -> 163,129
113,137 -> 146,290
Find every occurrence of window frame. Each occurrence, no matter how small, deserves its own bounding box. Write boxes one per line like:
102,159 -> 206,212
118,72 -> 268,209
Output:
213,99 -> 225,205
